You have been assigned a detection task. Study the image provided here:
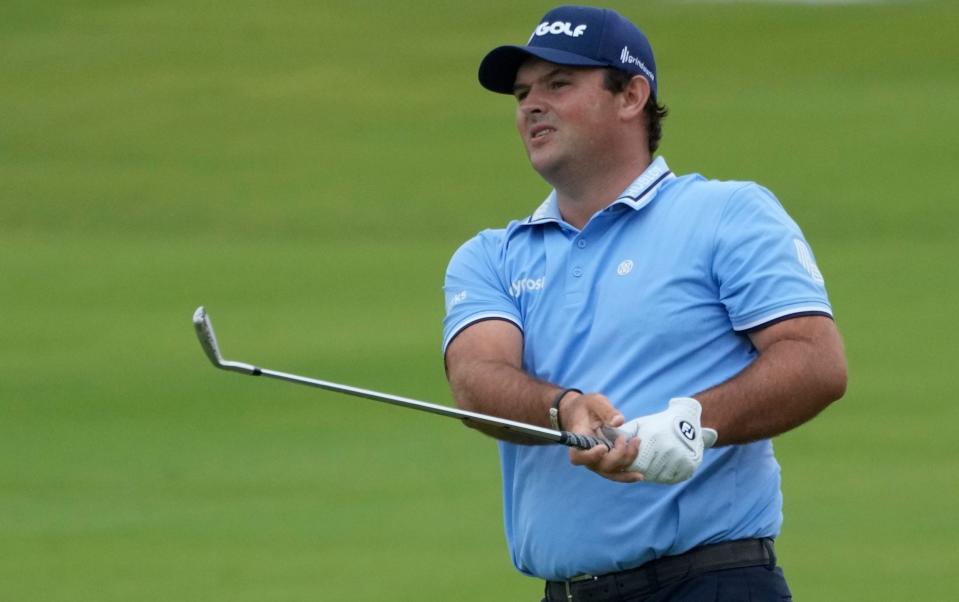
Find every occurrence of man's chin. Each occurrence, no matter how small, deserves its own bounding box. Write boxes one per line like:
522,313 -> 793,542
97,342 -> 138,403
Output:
527,153 -> 563,180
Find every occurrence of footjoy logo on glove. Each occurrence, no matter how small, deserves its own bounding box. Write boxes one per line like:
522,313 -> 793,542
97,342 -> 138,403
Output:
679,420 -> 696,441
531,21 -> 588,39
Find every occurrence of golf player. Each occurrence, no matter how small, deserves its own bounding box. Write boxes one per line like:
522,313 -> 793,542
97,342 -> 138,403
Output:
442,5 -> 848,601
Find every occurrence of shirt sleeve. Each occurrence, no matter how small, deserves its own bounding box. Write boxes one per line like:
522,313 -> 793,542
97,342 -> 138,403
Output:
712,184 -> 833,332
442,230 -> 522,353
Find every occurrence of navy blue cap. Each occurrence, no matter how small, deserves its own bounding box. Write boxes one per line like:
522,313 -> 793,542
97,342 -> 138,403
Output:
478,5 -> 658,97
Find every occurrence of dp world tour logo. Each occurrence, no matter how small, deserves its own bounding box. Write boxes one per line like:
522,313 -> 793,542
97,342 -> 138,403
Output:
620,46 -> 655,82
679,420 -> 696,441
794,238 -> 825,284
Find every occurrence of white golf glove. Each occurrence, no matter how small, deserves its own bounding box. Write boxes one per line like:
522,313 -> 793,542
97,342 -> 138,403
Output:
617,397 -> 718,484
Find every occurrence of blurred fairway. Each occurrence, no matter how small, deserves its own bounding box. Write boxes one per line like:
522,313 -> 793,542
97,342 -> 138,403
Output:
2,0 -> 957,600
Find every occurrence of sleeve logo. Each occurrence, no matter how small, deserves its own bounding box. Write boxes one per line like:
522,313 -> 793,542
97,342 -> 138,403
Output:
447,290 -> 468,311
794,239 -> 825,284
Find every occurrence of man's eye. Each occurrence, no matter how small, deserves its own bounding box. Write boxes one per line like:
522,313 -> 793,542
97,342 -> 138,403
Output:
550,81 -> 569,89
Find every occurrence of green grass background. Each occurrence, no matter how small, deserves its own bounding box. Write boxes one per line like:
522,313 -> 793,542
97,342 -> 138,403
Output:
2,1 -> 957,599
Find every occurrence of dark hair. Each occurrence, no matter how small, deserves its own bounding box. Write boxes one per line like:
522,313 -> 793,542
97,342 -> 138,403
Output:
603,68 -> 668,153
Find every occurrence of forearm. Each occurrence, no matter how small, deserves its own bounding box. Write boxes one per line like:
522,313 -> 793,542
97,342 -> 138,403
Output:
698,318 -> 847,445
449,358 -> 564,443
444,320 -> 573,444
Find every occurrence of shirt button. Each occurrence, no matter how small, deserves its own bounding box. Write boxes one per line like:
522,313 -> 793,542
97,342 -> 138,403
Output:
572,267 -> 584,278
576,239 -> 587,249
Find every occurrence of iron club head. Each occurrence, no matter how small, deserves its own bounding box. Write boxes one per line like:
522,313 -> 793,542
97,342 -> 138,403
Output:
192,306 -> 258,374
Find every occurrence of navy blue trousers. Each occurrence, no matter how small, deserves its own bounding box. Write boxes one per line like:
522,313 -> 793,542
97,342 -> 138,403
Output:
542,565 -> 793,601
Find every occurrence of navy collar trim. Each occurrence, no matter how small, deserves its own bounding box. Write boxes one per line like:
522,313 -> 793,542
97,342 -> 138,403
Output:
522,157 -> 674,226
615,169 -> 672,205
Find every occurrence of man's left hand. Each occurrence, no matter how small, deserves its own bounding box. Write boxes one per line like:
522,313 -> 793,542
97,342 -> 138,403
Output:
619,397 -> 718,484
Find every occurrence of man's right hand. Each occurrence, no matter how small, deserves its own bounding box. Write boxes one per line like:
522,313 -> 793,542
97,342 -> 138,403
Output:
564,392 -> 644,483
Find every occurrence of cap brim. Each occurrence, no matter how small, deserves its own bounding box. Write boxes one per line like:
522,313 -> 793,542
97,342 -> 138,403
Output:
478,45 -> 608,94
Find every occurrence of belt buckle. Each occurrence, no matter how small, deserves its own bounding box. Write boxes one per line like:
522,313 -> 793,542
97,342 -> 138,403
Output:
563,574 -> 597,601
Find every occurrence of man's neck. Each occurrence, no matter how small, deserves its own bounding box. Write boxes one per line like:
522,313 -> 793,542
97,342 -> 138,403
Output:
549,153 -> 652,230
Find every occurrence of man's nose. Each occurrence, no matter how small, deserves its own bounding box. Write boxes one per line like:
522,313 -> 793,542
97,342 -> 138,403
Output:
519,90 -> 546,116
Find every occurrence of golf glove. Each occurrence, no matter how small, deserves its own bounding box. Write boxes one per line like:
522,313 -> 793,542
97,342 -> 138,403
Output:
618,397 -> 718,484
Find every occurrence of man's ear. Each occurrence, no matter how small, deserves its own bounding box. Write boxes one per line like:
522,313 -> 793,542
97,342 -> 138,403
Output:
618,75 -> 651,122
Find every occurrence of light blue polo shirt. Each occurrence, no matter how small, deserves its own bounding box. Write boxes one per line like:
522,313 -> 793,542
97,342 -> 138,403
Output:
442,157 -> 833,581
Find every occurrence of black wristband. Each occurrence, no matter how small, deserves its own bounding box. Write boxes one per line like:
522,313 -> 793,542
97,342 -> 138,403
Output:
548,388 -> 582,431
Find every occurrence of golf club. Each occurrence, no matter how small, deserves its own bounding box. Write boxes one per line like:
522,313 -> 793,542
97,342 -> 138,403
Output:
192,306 -> 613,450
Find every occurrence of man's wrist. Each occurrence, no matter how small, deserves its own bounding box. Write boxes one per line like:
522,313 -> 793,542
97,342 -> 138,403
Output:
548,388 -> 582,430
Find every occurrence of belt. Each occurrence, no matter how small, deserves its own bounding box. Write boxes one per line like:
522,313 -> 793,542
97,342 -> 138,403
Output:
544,538 -> 776,602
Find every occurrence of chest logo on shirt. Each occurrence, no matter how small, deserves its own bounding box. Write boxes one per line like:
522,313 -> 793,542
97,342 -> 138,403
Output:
510,276 -> 546,298
616,260 -> 634,276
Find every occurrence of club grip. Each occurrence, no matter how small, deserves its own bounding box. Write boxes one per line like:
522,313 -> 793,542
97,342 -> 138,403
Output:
559,431 -> 611,451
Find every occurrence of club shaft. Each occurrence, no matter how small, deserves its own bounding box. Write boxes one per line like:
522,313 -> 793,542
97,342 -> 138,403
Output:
192,306 -> 609,450
254,366 -> 586,445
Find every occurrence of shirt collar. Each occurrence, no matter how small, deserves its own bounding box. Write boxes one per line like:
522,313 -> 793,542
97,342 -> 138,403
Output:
524,156 -> 674,226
